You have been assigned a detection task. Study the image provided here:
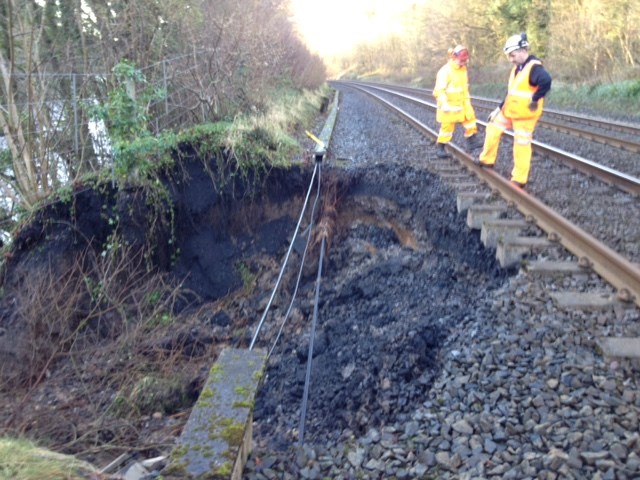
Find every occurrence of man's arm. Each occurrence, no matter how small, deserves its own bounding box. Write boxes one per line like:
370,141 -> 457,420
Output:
530,65 -> 552,101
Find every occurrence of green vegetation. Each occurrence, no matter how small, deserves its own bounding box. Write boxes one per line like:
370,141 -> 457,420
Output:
473,80 -> 640,121
0,0 -> 327,216
88,61 -> 328,188
213,461 -> 233,477
0,2 -> 328,477
85,72 -> 329,201
109,375 -> 189,417
89,61 -> 167,181
236,261 -> 256,293
544,80 -> 640,120
0,437 -> 100,480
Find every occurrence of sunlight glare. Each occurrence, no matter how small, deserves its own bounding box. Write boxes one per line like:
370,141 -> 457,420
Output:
290,0 -> 428,57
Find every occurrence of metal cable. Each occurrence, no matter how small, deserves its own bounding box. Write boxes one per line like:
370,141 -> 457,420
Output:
298,212 -> 326,445
267,171 -> 323,359
249,161 -> 319,350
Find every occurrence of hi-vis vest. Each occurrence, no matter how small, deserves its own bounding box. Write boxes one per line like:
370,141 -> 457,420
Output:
434,61 -> 468,123
503,59 -> 543,119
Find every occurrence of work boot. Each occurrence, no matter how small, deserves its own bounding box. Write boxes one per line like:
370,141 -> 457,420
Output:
436,143 -> 451,158
466,134 -> 483,151
473,157 -> 493,168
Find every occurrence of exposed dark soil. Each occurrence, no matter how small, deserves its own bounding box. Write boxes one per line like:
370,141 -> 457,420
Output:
0,154 -> 316,466
0,108 -> 510,472
250,161 -> 510,450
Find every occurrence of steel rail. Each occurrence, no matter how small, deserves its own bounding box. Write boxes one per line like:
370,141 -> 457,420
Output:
340,81 -> 640,308
348,81 -> 640,149
338,81 -> 640,197
472,95 -> 640,136
471,98 -> 640,154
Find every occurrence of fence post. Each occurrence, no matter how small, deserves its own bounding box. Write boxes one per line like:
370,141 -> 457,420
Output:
72,74 -> 79,161
163,60 -> 169,116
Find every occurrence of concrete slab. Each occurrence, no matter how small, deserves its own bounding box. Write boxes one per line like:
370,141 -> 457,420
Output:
433,166 -> 463,174
456,192 -> 492,213
496,236 -> 551,268
597,337 -> 640,358
550,291 -> 617,310
466,204 -> 505,230
451,182 -> 485,191
431,160 -> 455,169
524,261 -> 589,275
163,347 -> 266,480
481,219 -> 529,248
439,173 -> 471,183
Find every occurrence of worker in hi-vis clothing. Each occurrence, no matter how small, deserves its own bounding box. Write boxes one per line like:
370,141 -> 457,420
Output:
433,45 -> 483,159
476,33 -> 552,188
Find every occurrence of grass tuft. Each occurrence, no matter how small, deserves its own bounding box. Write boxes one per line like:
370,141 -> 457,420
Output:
0,437 -> 99,480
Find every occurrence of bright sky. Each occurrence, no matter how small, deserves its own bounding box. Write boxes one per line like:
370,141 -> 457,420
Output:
290,0 -> 428,57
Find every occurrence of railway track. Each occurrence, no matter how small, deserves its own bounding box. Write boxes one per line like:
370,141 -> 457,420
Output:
245,81 -> 640,480
332,79 -> 640,334
344,80 -> 640,184
347,81 -> 640,152
472,96 -> 640,155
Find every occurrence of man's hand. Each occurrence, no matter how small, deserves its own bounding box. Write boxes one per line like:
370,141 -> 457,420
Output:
528,100 -> 539,112
487,107 -> 500,122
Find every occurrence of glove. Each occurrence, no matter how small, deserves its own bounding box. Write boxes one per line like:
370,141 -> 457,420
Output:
487,107 -> 500,122
528,100 -> 539,112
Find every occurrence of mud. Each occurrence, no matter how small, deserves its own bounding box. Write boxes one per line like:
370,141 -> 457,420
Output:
250,161 -> 509,448
0,131 -> 509,465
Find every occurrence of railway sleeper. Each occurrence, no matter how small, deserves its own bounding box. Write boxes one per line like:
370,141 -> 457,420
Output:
456,192 -> 493,212
439,173 -> 472,183
466,204 -> 507,230
523,260 -> 590,276
432,163 -> 463,174
496,236 -> 552,268
597,337 -> 640,359
549,291 -> 634,311
449,181 -> 485,192
481,218 -> 531,248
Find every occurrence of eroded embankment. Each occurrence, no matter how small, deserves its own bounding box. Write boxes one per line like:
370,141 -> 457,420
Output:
0,155 -> 511,467
0,159 -> 317,463
251,161 -> 511,450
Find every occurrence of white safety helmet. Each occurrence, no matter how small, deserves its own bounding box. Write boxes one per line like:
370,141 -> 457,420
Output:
503,33 -> 529,54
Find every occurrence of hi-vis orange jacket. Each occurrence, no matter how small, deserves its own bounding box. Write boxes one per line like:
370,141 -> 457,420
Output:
503,60 -> 544,119
433,60 -> 471,124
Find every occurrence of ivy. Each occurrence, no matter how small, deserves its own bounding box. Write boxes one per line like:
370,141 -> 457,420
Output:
89,60 -> 166,181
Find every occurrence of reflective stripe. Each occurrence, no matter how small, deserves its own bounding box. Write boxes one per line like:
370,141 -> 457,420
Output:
513,129 -> 532,137
504,60 -> 543,118
434,60 -> 470,116
514,129 -> 533,145
507,90 -> 533,99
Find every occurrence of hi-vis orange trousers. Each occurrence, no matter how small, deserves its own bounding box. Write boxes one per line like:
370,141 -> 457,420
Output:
478,110 -> 540,185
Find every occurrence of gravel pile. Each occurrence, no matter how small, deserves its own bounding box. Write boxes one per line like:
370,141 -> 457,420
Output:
243,87 -> 640,479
